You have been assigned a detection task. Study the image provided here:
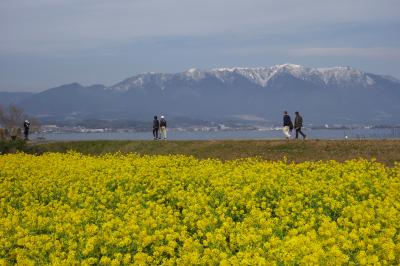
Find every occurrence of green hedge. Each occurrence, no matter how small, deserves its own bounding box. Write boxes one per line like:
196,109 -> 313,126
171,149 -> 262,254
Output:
0,139 -> 37,154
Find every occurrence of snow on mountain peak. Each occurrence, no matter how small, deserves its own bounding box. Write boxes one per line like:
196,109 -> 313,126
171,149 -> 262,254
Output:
187,68 -> 198,73
110,64 -> 386,91
184,68 -> 206,81
211,64 -> 316,87
317,66 -> 375,86
276,63 -> 303,69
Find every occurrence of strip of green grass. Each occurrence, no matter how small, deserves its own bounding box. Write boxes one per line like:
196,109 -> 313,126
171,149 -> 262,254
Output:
29,139 -> 400,165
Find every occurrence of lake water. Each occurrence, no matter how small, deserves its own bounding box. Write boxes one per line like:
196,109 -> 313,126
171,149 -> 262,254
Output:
32,128 -> 400,141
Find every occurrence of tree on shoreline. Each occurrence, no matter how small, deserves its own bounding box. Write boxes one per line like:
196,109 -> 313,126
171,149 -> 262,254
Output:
0,104 -> 40,140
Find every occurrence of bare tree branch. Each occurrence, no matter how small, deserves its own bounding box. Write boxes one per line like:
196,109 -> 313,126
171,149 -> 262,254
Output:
0,104 -> 41,139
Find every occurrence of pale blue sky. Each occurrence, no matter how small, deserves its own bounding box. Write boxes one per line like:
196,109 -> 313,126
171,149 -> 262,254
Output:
0,0 -> 399,91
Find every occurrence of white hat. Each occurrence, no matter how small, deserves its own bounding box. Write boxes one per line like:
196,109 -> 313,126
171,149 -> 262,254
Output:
161,115 -> 164,118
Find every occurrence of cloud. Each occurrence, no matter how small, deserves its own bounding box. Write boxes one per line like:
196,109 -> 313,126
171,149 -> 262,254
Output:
1,0 -> 400,90
0,0 -> 399,55
289,47 -> 400,60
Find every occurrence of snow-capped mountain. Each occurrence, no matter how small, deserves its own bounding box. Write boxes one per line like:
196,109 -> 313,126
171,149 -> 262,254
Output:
3,64 -> 400,125
110,64 -> 387,91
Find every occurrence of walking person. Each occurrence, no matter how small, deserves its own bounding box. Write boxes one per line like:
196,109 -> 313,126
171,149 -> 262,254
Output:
294,111 -> 306,140
152,116 -> 159,140
159,115 -> 167,140
282,111 -> 293,139
23,120 -> 30,140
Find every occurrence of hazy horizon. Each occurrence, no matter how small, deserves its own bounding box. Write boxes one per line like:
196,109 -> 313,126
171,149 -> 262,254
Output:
1,0 -> 399,92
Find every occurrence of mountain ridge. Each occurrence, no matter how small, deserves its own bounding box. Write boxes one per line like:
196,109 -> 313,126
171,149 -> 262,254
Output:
1,64 -> 400,126
109,64 -> 398,91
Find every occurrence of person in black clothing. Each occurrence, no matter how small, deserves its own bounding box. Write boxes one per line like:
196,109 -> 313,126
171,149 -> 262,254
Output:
294,111 -> 306,140
23,120 -> 30,140
152,116 -> 159,140
282,111 -> 293,139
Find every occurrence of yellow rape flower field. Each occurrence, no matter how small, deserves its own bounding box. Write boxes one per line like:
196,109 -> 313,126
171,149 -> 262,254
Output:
1,152 -> 400,265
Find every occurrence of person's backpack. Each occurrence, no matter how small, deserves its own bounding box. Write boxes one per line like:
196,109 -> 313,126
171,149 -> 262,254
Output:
289,121 -> 294,131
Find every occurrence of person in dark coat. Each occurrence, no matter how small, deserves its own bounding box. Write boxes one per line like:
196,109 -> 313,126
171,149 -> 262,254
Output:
282,111 -> 293,139
152,116 -> 159,140
294,111 -> 306,139
23,120 -> 30,140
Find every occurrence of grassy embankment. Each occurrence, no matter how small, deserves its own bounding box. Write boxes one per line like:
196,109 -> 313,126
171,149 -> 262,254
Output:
29,139 -> 400,165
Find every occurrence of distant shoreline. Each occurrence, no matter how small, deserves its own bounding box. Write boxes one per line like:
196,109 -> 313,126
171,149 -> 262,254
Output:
38,125 -> 400,134
31,127 -> 400,141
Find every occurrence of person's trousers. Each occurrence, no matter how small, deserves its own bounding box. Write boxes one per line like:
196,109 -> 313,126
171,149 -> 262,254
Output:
295,128 -> 306,139
160,126 -> 167,139
153,128 -> 159,139
283,126 -> 291,138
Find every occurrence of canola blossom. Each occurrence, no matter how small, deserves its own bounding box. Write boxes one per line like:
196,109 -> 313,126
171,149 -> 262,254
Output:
0,152 -> 400,265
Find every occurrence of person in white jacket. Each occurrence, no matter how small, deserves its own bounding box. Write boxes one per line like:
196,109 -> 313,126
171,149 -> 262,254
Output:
282,111 -> 293,139
159,115 -> 167,140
